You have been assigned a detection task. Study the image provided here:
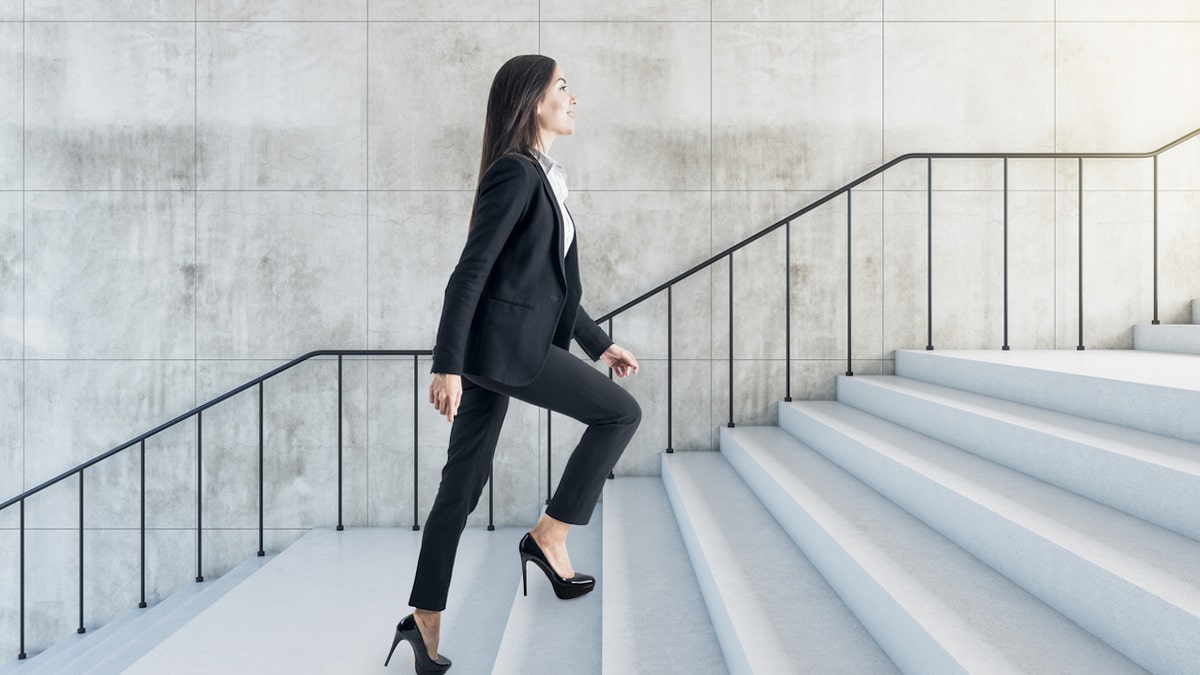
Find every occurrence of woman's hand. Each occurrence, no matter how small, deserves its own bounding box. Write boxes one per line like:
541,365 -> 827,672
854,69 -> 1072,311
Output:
429,373 -> 463,423
601,344 -> 640,379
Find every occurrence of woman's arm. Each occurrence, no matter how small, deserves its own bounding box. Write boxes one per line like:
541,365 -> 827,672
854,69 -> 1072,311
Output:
573,305 -> 614,361
431,155 -> 534,376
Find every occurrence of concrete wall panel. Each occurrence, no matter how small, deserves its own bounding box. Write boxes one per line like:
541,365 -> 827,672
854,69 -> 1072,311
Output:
25,21 -> 194,190
24,190 -> 195,360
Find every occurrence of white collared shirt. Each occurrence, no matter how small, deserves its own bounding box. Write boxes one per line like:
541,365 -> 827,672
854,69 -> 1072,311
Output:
530,148 -> 576,259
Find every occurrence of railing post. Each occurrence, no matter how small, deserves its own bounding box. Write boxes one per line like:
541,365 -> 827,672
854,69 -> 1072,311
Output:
1078,157 -> 1085,351
78,470 -> 85,634
257,381 -> 265,556
487,461 -> 495,531
18,498 -> 25,660
607,318 -> 615,479
926,157 -> 935,351
196,411 -> 204,583
1003,158 -> 1010,351
139,439 -> 147,607
337,355 -> 344,532
846,191 -> 854,377
728,254 -> 735,428
1153,154 -> 1160,325
784,221 -> 792,401
667,285 -> 675,452
412,354 -> 420,531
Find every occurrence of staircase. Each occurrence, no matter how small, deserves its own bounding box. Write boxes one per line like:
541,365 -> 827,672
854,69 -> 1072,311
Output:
6,320 -> 1199,673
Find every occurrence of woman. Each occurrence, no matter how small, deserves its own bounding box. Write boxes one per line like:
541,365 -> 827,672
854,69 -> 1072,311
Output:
384,55 -> 642,674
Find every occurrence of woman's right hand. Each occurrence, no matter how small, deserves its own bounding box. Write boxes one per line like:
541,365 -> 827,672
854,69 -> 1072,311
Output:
429,373 -> 463,423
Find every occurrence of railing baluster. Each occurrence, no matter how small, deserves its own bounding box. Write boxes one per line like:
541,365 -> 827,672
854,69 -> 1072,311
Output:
78,470 -> 85,634
667,285 -> 674,452
412,354 -> 420,531
1152,154 -> 1159,325
927,157 -> 935,351
846,191 -> 854,377
784,221 -> 792,401
1003,158 -> 1010,351
18,498 -> 25,660
196,411 -> 203,583
1078,157 -> 1085,351
604,317 -> 614,478
139,439 -> 147,607
337,355 -> 344,532
728,254 -> 735,428
257,381 -> 265,556
488,460 -> 495,531
546,412 -> 552,505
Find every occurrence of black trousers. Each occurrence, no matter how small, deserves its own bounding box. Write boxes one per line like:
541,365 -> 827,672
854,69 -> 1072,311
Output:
408,345 -> 641,612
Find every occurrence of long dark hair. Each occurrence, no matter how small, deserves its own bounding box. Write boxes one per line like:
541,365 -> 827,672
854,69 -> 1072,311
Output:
470,54 -> 558,231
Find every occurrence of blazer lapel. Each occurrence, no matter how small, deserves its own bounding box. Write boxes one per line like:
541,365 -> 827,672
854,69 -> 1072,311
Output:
533,166 -> 567,282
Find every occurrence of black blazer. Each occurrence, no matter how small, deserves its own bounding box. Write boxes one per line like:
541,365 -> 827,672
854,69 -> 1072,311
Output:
431,153 -> 613,387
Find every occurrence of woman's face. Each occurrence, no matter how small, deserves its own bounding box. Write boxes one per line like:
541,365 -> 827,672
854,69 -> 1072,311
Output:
536,66 -> 576,140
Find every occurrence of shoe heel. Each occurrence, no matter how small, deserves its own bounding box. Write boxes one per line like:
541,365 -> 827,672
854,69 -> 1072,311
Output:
384,627 -> 403,667
521,555 -> 528,597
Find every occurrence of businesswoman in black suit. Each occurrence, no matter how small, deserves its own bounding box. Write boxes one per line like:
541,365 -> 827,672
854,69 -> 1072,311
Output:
384,55 -> 642,673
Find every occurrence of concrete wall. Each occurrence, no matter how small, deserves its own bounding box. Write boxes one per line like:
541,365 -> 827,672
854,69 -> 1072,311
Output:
2,0 -> 1200,655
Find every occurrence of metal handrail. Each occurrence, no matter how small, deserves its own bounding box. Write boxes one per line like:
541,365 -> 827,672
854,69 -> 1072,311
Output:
596,127 -> 1200,324
0,350 -> 429,512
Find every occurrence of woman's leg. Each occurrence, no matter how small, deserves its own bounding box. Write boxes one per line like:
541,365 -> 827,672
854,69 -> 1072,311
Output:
407,378 -> 510,656
470,345 -> 642,575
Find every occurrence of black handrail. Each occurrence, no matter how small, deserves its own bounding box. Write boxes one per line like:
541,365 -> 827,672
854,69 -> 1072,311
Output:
594,127 -> 1200,325
0,350 -> 429,513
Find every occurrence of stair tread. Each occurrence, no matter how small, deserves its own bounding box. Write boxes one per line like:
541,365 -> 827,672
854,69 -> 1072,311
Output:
786,401 -> 1200,608
845,375 -> 1200,473
663,451 -> 900,675
724,424 -> 1145,674
19,574 -> 213,675
123,528 -> 520,675
491,508 -> 602,675
77,553 -> 276,673
602,477 -> 728,675
895,349 -> 1200,444
898,349 -> 1200,392
1134,323 -> 1200,355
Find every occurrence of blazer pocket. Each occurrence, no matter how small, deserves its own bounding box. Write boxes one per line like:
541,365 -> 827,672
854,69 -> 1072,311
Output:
483,295 -> 534,310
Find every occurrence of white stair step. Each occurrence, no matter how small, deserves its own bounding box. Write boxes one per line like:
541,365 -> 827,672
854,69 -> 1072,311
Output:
661,450 -> 899,675
3,605 -> 137,674
780,401 -> 1200,675
894,349 -> 1200,444
122,527 -> 521,675
491,506 -> 602,675
722,424 -> 1146,675
602,477 -> 727,675
19,573 -> 215,675
74,553 -> 276,674
1134,323 -> 1200,355
836,374 -> 1200,541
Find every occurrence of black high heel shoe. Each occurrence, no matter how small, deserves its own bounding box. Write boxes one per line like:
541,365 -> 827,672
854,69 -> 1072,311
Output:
384,614 -> 452,674
519,532 -> 595,600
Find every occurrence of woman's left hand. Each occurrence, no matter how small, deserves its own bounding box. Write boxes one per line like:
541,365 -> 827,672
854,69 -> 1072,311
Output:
601,344 -> 639,378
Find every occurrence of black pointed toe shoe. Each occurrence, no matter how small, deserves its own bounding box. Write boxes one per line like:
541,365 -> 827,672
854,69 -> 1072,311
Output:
384,614 -> 452,674
519,532 -> 596,600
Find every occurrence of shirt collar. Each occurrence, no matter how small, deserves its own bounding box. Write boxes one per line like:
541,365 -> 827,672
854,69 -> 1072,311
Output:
529,147 -> 562,176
